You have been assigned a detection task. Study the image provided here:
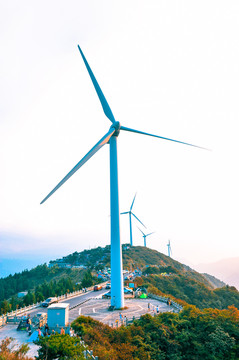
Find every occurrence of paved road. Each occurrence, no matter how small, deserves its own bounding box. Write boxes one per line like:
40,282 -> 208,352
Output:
27,287 -> 108,318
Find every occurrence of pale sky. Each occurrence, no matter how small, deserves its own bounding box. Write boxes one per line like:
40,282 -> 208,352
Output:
1,1 -> 239,270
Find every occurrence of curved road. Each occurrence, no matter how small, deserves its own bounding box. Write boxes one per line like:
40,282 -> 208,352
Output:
27,287 -> 108,318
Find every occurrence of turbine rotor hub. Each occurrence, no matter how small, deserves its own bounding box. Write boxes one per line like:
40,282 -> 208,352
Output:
111,121 -> 121,136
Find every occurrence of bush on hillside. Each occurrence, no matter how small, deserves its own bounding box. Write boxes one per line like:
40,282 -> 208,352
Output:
35,333 -> 85,360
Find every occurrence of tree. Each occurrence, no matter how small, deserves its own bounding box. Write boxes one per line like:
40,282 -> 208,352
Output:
205,326 -> 236,359
35,334 -> 85,360
23,291 -> 36,306
0,299 -> 11,314
81,271 -> 93,288
0,337 -> 34,360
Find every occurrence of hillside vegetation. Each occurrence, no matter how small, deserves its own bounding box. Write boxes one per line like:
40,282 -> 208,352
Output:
201,273 -> 226,288
137,274 -> 239,309
59,245 -> 239,310
122,246 -> 223,289
58,245 -> 225,289
72,306 -> 239,360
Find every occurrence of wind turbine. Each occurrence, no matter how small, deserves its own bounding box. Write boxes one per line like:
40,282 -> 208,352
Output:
40,45 -> 208,309
120,193 -> 146,246
167,240 -> 172,257
138,228 -> 154,247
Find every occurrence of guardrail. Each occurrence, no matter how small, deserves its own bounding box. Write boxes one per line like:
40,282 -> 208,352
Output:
77,338 -> 99,359
148,293 -> 183,311
0,303 -> 40,328
83,349 -> 98,360
0,316 -> 7,328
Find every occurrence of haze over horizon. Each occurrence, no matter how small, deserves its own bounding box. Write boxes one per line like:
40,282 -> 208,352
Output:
1,1 -> 239,276
1,231 -> 238,292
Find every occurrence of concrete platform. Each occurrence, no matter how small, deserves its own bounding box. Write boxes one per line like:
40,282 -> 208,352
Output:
69,297 -> 173,327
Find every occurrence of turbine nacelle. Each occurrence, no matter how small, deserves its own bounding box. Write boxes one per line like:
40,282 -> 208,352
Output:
111,121 -> 121,137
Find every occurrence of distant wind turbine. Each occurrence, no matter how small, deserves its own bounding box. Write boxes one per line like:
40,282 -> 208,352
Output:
167,240 -> 172,257
40,46 -> 208,309
138,228 -> 155,247
120,193 -> 146,246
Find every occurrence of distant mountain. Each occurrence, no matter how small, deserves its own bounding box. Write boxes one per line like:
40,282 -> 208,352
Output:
194,257 -> 239,290
201,273 -> 226,289
0,258 -> 47,278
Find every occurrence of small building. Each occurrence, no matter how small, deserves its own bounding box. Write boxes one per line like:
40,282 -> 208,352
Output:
47,303 -> 69,327
17,291 -> 28,298
48,261 -> 72,269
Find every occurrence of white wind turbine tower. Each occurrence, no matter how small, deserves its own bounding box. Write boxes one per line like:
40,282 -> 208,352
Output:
120,193 -> 146,246
138,228 -> 155,247
41,46 -> 208,309
167,240 -> 172,257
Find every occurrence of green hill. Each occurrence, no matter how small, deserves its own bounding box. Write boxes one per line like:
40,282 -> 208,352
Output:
51,245 -> 239,310
2,244 -> 238,316
58,245 -> 225,290
122,246 -> 222,289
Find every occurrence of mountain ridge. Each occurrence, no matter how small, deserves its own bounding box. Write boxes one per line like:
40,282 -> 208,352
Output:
195,257 -> 239,290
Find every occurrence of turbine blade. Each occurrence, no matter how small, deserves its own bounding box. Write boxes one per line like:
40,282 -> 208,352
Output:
121,126 -> 210,150
146,232 -> 154,237
78,45 -> 116,124
130,193 -> 137,211
40,128 -> 115,204
137,227 -> 145,236
132,212 -> 146,228
120,211 -> 129,215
